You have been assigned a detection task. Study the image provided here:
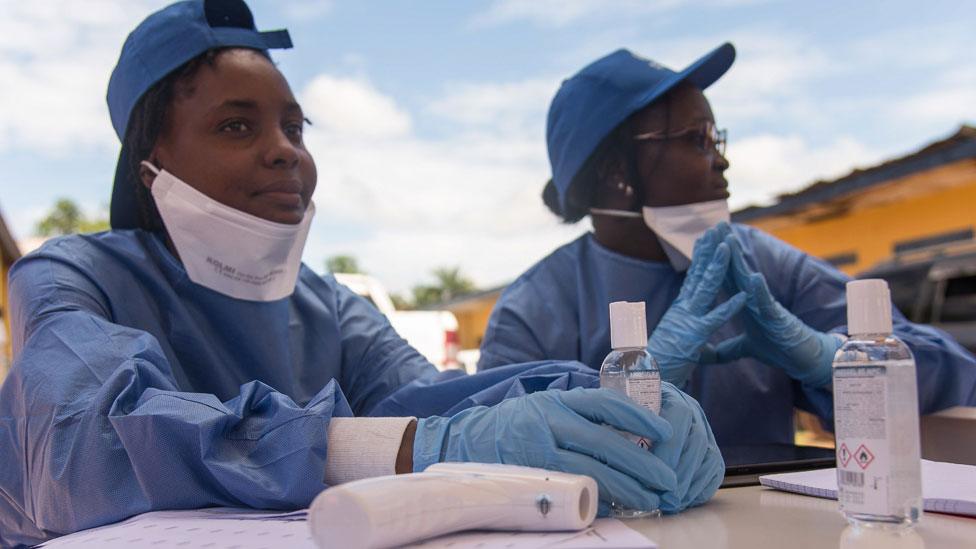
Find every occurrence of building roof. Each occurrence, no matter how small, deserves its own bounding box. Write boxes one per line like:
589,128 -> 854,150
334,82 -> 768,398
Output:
422,284 -> 507,312
0,207 -> 21,265
732,125 -> 976,223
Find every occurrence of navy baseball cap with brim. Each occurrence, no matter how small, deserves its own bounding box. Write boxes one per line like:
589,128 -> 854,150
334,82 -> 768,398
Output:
107,0 -> 292,230
546,43 -> 736,212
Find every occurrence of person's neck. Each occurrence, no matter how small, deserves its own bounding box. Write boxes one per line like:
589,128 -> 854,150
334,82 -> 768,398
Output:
160,229 -> 182,264
592,218 -> 668,262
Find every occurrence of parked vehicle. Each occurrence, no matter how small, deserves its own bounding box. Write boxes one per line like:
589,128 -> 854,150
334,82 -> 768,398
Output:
332,273 -> 462,370
859,241 -> 976,353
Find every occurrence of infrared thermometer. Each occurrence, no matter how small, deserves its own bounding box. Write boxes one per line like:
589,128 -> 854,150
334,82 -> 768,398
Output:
308,462 -> 598,549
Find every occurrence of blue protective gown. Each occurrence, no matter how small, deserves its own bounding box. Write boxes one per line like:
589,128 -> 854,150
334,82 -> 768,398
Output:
0,230 -> 599,547
479,224 -> 976,446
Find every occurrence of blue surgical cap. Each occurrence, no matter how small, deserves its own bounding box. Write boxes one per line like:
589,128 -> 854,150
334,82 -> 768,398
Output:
107,0 -> 293,230
546,43 -> 736,212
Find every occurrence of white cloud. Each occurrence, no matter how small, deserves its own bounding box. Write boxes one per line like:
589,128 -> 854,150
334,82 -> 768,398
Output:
299,74 -> 587,292
725,134 -> 883,210
281,0 -> 333,21
888,66 -> 976,130
427,78 -> 557,136
0,1 -> 163,155
301,75 -> 413,139
473,0 -> 766,28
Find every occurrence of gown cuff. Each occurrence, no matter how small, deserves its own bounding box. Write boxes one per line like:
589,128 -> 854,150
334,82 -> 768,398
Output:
324,416 -> 416,485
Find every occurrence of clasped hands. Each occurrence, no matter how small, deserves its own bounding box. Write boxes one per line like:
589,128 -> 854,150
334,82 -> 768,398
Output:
649,222 -> 842,389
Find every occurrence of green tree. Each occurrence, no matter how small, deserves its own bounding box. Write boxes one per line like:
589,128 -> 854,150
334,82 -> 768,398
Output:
411,266 -> 477,307
390,293 -> 413,311
325,254 -> 362,274
35,198 -> 109,236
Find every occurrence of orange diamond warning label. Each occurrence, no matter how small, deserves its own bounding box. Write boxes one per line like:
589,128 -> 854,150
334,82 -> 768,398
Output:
854,444 -> 875,470
839,443 -> 852,467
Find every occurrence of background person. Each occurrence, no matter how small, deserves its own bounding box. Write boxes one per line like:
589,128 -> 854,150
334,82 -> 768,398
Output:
477,44 -> 976,446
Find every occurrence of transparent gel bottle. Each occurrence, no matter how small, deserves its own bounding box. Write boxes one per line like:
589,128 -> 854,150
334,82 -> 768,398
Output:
833,279 -> 922,530
599,301 -> 662,519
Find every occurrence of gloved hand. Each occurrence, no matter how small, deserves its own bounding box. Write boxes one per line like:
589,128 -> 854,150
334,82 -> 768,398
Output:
649,225 -> 747,387
652,383 -> 725,512
413,387 -> 677,515
711,234 -> 843,388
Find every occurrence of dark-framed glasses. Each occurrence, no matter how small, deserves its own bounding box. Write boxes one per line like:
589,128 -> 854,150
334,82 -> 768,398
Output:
633,121 -> 727,156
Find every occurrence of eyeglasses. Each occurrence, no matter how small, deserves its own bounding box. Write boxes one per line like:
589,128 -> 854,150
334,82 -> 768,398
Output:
633,121 -> 727,157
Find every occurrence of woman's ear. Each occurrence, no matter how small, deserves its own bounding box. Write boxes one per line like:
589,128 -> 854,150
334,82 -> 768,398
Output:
595,153 -> 638,210
139,152 -> 161,190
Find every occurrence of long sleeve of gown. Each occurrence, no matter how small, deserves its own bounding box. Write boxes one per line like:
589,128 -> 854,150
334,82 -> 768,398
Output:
0,254 -> 362,545
739,226 -> 976,420
0,250 -> 598,547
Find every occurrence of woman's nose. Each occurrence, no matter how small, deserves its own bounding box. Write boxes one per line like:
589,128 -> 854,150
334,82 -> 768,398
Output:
264,128 -> 301,169
713,150 -> 730,171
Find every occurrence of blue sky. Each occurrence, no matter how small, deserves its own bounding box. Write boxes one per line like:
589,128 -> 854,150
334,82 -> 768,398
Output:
0,0 -> 973,293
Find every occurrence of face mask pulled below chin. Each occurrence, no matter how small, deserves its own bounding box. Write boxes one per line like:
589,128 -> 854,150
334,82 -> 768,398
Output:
144,161 -> 315,301
590,198 -> 730,272
642,199 -> 729,272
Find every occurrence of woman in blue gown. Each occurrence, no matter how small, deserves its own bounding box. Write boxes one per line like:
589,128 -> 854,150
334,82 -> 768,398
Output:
478,45 -> 976,447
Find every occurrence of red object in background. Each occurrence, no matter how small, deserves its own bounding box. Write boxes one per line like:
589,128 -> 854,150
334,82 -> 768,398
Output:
443,330 -> 460,367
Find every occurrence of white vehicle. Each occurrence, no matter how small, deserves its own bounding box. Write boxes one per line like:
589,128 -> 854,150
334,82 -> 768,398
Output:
332,273 -> 462,370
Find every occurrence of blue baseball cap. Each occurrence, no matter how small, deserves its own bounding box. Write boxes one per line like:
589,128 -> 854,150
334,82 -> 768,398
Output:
107,0 -> 292,229
546,43 -> 736,212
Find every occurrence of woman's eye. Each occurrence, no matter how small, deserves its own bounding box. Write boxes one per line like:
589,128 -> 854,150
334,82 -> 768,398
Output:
220,120 -> 251,133
284,121 -> 305,139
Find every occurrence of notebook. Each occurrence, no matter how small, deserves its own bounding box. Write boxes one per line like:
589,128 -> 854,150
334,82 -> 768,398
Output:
759,459 -> 976,517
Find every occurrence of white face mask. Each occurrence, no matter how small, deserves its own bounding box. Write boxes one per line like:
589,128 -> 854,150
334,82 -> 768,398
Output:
590,199 -> 730,272
143,161 -> 315,301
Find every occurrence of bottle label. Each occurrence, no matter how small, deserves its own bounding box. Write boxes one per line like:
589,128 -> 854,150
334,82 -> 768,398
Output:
626,371 -> 661,415
834,362 -> 920,518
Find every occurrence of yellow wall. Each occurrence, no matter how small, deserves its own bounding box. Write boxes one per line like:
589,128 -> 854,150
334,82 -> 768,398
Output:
451,297 -> 499,349
748,160 -> 976,274
1,261 -> 10,381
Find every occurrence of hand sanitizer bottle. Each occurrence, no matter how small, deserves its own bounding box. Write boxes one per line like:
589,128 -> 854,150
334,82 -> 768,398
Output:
833,279 -> 922,529
600,301 -> 662,519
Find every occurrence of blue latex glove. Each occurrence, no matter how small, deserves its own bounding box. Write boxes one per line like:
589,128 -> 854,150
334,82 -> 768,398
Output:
653,383 -> 725,512
413,388 -> 677,515
649,225 -> 747,387
712,233 -> 843,388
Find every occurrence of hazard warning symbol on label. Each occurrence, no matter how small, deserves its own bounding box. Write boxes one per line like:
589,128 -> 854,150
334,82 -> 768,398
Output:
839,443 -> 852,467
854,444 -> 875,470
837,443 -> 851,467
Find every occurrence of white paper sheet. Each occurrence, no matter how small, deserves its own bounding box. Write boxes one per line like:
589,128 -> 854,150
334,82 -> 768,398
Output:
759,459 -> 976,517
405,519 -> 656,548
41,510 -> 655,549
40,508 -> 315,548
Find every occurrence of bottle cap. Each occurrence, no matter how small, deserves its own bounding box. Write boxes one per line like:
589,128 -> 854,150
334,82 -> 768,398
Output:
609,301 -> 647,349
846,279 -> 893,336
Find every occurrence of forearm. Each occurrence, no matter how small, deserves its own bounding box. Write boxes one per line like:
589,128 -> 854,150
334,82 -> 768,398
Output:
396,419 -> 417,474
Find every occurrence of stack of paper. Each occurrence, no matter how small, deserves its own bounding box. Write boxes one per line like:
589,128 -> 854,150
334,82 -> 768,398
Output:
40,511 -> 655,548
759,459 -> 976,517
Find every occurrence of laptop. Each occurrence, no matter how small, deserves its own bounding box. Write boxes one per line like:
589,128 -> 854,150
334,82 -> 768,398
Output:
720,444 -> 836,488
